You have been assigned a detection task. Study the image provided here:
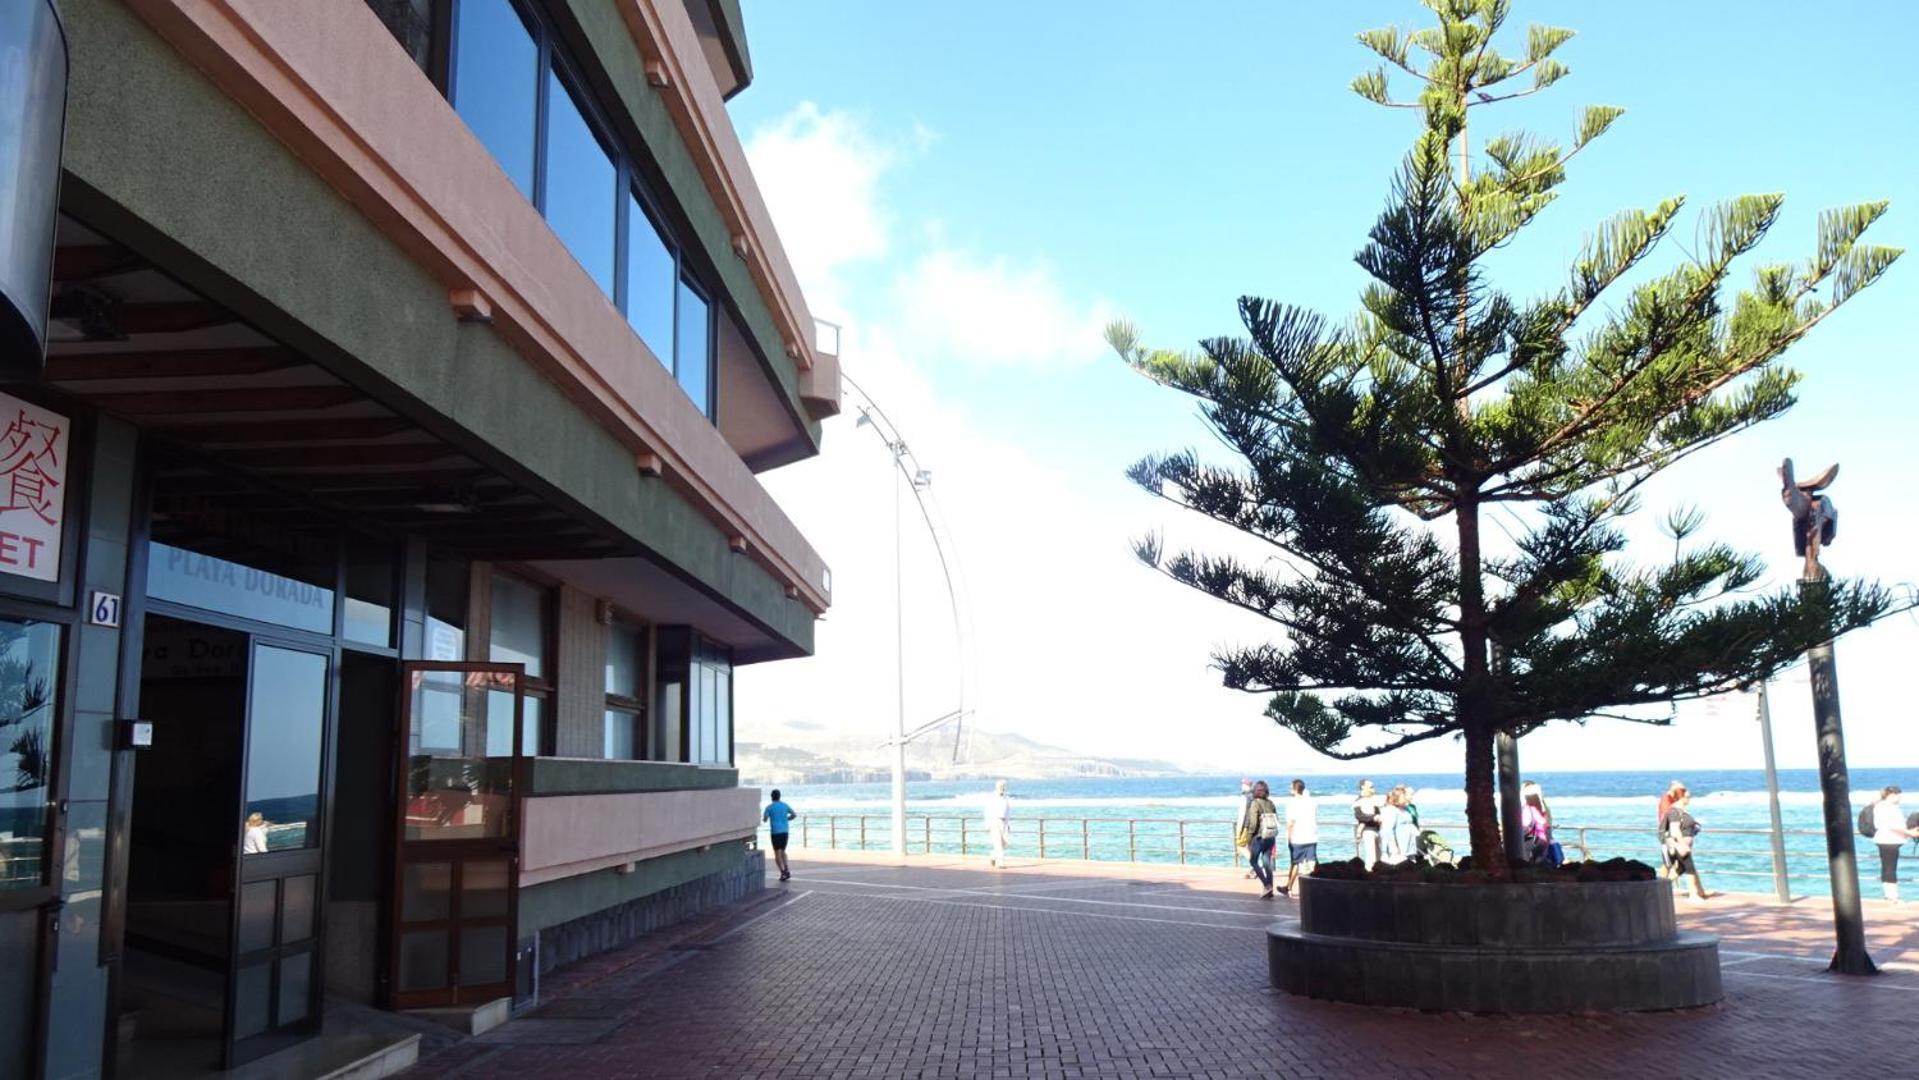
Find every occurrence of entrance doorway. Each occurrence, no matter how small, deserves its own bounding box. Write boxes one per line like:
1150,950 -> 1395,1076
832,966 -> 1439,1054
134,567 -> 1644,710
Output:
122,615 -> 334,1070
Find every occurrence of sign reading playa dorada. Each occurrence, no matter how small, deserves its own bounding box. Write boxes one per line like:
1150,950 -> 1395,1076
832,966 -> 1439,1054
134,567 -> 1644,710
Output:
0,391 -> 67,582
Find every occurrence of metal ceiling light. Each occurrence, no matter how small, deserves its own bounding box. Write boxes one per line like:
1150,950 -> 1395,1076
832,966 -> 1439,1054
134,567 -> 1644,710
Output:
0,0 -> 70,381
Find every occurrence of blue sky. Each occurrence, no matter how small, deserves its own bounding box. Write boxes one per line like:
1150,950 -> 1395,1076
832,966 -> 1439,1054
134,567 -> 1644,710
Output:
729,1 -> 1919,777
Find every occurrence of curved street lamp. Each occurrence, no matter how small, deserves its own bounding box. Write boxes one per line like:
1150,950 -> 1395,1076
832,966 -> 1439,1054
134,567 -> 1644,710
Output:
0,0 -> 70,380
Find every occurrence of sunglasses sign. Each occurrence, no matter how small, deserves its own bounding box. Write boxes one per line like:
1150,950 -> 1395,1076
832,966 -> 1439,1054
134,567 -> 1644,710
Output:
0,391 -> 66,582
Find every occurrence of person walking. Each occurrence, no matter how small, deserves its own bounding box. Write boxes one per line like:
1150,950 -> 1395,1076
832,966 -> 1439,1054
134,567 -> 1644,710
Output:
1282,779 -> 1318,897
1379,786 -> 1419,866
1662,790 -> 1712,901
1237,778 -> 1256,877
1868,785 -> 1919,904
1521,780 -> 1561,867
1241,781 -> 1280,899
1352,779 -> 1383,869
762,789 -> 798,881
1656,780 -> 1686,879
985,780 -> 1012,868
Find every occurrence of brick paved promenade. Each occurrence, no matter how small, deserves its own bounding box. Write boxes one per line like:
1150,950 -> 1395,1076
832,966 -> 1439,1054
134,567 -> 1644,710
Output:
404,852 -> 1919,1079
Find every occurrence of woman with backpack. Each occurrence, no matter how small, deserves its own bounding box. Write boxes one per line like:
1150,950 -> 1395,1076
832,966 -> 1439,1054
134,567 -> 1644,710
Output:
1662,791 -> 1713,901
1352,779 -> 1383,869
1242,781 -> 1281,899
1867,785 -> 1919,904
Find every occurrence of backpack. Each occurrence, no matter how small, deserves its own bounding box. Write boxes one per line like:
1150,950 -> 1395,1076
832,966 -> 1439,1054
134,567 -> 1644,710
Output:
1259,810 -> 1280,840
1857,804 -> 1875,838
1415,829 -> 1454,867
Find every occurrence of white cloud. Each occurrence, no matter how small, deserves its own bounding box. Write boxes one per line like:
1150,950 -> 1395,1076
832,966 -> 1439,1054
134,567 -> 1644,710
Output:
744,102 -> 893,317
894,250 -> 1118,370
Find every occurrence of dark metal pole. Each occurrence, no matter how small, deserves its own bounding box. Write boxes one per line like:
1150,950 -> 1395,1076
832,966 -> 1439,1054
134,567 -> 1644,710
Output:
1491,643 -> 1525,865
1496,730 -> 1524,866
1803,581 -> 1874,974
1755,681 -> 1792,903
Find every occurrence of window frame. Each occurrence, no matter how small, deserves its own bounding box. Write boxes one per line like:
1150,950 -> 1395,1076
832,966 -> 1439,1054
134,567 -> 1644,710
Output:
602,612 -> 648,761
443,0 -> 719,421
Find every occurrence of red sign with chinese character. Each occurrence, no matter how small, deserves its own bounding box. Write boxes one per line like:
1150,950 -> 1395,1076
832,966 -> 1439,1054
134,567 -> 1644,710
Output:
0,392 -> 66,582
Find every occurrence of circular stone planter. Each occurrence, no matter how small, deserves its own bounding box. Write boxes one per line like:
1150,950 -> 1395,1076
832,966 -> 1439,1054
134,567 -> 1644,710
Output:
1267,876 -> 1720,1012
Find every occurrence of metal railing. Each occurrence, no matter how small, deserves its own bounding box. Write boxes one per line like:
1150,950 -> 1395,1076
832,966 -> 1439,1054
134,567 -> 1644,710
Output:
762,813 -> 1916,901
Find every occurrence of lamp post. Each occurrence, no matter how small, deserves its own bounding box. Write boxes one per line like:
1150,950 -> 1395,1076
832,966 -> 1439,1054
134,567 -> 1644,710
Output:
0,0 -> 70,380
1778,458 -> 1874,975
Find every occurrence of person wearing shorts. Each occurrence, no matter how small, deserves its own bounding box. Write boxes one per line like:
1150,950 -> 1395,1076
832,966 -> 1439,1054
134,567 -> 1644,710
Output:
1283,779 -> 1319,898
763,789 -> 797,882
1870,785 -> 1919,903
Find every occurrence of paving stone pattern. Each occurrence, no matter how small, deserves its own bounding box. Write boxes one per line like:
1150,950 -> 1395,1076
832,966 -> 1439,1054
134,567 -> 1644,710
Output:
401,855 -> 1919,1079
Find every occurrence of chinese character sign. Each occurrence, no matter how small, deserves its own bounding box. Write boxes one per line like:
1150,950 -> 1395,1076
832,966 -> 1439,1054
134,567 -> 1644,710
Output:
0,392 -> 66,581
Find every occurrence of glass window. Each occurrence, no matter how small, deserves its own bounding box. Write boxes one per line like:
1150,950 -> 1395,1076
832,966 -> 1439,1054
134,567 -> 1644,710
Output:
605,621 -> 641,698
147,542 -> 335,637
676,278 -> 712,416
364,0 -> 434,71
543,68 -> 617,298
603,710 -> 635,760
425,555 -> 468,662
0,619 -> 60,890
343,535 -> 396,648
453,0 -> 539,198
488,573 -> 548,679
625,193 -> 676,364
244,647 -> 328,853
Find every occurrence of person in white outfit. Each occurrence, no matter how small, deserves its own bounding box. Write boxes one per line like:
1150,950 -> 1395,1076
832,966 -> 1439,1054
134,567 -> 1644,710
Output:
1870,785 -> 1919,903
985,780 -> 1012,868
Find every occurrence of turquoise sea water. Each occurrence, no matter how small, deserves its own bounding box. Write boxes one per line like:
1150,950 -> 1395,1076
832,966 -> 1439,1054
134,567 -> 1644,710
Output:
757,769 -> 1919,897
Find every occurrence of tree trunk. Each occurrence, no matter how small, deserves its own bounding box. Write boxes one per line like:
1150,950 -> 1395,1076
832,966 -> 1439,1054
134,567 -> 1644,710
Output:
1454,494 -> 1508,877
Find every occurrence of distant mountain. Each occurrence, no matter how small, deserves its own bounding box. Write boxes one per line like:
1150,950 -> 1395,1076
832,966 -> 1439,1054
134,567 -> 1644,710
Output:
736,720 -> 1193,785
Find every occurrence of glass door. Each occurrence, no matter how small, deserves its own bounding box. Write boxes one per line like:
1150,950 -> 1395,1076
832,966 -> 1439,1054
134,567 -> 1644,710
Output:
389,663 -> 523,1009
225,642 -> 331,1068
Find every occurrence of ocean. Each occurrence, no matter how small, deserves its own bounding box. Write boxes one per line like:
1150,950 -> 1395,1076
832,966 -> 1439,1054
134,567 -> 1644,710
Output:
758,768 -> 1919,896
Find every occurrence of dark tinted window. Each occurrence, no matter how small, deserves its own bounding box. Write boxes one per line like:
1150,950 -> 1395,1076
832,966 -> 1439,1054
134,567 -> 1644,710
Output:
543,69 -> 617,298
452,0 -> 539,198
0,619 -> 60,890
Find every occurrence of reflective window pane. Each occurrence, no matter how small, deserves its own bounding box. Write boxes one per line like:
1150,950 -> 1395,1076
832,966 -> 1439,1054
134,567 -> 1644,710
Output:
402,862 -> 452,922
603,709 -> 635,760
405,670 -> 517,841
277,952 -> 312,1025
344,536 -> 396,647
461,859 -> 510,919
0,619 -> 59,890
424,556 -> 468,662
233,962 -> 271,1038
244,648 -> 328,852
518,695 -> 545,758
714,661 -> 731,766
238,880 -> 276,954
281,874 -> 316,944
398,929 -> 449,993
459,925 -> 508,986
452,0 -> 538,198
543,68 -> 616,298
625,193 -> 675,364
147,542 -> 334,635
605,622 -> 641,698
675,278 -> 711,416
488,574 -> 548,679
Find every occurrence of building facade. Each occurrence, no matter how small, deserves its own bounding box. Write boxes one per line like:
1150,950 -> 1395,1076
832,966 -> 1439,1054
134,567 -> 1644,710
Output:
0,1 -> 834,1075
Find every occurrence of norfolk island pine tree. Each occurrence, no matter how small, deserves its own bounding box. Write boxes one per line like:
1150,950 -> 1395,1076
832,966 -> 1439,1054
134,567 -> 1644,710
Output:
1108,0 -> 1901,878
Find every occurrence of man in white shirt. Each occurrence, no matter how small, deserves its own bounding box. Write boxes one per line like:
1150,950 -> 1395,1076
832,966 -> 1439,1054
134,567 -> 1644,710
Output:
1282,779 -> 1319,898
985,780 -> 1012,868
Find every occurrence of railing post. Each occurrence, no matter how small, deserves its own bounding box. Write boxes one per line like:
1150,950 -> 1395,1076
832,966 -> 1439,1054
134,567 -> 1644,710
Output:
830,816 -> 838,850
960,817 -> 968,856
860,815 -> 868,850
924,816 -> 932,854
1038,818 -> 1047,859
1578,827 -> 1590,862
1128,820 -> 1137,863
1178,820 -> 1187,865
802,816 -> 810,848
1756,681 -> 1794,904
1082,819 -> 1090,861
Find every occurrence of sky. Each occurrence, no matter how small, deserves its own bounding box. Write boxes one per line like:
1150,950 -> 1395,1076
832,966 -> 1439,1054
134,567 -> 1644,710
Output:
727,1 -> 1919,778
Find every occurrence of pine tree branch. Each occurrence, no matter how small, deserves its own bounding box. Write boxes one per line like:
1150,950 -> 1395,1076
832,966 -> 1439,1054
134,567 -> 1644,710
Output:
1300,722 -> 1458,761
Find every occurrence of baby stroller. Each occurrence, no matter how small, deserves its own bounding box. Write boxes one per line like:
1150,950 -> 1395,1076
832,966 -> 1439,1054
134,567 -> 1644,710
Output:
1415,829 -> 1456,867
